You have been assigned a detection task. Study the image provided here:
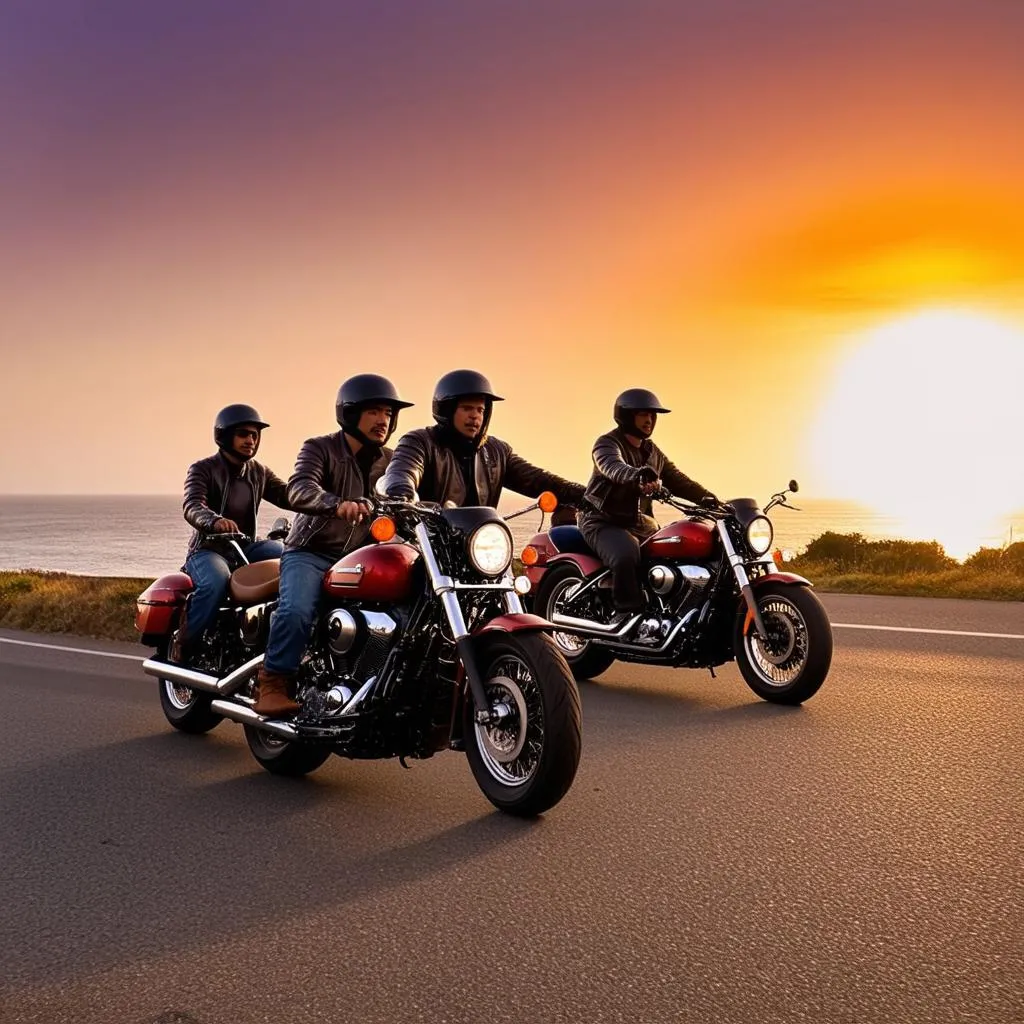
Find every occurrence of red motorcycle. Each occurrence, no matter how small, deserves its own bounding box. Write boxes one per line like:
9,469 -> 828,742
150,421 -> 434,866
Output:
135,495 -> 581,816
520,481 -> 832,704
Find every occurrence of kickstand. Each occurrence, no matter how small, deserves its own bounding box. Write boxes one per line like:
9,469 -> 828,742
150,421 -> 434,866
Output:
399,756 -> 411,770
707,665 -> 716,679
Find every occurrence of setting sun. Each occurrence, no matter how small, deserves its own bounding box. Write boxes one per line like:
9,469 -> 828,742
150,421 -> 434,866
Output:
810,309 -> 1024,558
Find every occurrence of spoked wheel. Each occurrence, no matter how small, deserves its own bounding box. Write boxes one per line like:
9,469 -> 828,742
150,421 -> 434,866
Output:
464,632 -> 582,816
733,584 -> 833,704
155,641 -> 223,734
243,726 -> 331,777
534,563 -> 616,681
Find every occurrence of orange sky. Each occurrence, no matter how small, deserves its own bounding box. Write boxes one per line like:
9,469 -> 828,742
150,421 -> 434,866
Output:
3,1 -> 1024,505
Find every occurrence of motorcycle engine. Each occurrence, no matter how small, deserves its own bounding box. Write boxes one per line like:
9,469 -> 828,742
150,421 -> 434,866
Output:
648,563 -> 711,611
325,607 -> 400,682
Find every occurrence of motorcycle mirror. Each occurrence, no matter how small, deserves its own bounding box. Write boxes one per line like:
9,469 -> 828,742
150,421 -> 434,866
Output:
789,479 -> 799,494
538,491 -> 558,514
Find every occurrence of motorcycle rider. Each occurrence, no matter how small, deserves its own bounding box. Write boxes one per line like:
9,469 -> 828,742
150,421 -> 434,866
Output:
382,369 -> 586,512
252,374 -> 412,717
172,404 -> 291,663
578,388 -> 716,614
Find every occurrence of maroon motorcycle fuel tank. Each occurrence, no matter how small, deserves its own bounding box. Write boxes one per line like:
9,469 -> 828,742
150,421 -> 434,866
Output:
644,519 -> 716,561
323,543 -> 420,603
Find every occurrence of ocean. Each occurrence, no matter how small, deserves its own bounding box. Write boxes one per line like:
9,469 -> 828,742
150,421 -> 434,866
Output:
1,495 -> 1022,579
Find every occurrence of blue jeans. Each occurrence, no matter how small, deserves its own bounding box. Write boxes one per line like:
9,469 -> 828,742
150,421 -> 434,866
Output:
264,549 -> 335,675
184,539 -> 284,643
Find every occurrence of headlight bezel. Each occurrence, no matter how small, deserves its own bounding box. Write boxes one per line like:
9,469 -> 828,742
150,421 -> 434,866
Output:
745,515 -> 774,556
467,521 -> 514,577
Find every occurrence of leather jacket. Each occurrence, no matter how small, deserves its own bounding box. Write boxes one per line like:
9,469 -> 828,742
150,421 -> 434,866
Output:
581,428 -> 707,526
183,452 -> 290,556
382,425 -> 586,508
284,431 -> 393,558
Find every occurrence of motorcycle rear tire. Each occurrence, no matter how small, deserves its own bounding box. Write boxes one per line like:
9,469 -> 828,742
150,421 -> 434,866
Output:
243,726 -> 331,777
534,563 -> 616,681
155,641 -> 223,734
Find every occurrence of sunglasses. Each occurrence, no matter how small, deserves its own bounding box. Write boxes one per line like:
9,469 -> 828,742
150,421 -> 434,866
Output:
234,428 -> 260,440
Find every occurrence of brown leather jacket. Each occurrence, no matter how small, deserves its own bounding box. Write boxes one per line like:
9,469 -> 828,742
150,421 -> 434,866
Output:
284,431 -> 393,558
183,453 -> 290,555
382,426 -> 586,508
581,428 -> 708,526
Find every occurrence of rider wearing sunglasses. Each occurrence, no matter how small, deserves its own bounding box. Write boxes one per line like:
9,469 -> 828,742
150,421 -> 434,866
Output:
172,404 -> 293,663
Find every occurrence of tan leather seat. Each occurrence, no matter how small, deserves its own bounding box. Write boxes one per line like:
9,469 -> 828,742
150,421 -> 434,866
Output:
229,559 -> 281,604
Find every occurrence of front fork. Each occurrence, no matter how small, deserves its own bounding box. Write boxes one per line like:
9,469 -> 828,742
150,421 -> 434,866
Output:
415,523 -> 523,725
717,521 -> 771,639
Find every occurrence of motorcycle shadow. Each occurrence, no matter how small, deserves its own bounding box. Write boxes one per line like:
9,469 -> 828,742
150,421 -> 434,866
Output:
1,731 -> 538,991
576,664 -> 808,726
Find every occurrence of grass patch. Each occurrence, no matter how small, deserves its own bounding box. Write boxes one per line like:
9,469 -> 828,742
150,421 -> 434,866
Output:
0,571 -> 153,642
785,534 -> 1024,601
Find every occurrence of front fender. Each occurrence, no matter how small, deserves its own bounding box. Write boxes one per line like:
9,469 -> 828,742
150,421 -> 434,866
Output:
751,571 -> 813,589
473,613 -> 553,635
742,572 -> 813,635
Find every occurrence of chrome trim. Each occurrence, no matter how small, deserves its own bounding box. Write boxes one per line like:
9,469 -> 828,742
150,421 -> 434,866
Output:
143,659 -> 219,693
415,522 -> 454,594
216,654 -> 265,695
334,564 -> 364,574
441,591 -> 469,640
599,608 -> 698,653
549,611 -> 642,637
452,581 -> 516,591
141,653 -> 263,696
208,699 -> 299,740
334,675 -> 377,717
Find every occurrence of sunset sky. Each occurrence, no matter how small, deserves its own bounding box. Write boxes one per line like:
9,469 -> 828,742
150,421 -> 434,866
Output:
3,1 -> 1024,531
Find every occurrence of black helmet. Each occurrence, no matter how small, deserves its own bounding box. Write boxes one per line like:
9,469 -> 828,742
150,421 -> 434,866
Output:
431,369 -> 504,442
213,403 -> 270,458
613,388 -> 670,438
335,373 -> 413,446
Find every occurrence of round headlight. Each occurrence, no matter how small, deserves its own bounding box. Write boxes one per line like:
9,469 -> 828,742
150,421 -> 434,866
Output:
468,522 -> 513,576
745,516 -> 774,556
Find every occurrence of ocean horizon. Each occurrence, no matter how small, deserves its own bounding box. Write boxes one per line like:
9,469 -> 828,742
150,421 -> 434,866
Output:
2,494 -> 1022,579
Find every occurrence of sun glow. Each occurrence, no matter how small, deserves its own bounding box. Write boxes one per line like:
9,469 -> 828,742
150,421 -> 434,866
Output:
811,309 -> 1024,559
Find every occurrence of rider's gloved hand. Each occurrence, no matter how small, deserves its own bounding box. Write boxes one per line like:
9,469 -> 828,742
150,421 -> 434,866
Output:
636,466 -> 659,485
335,500 -> 368,524
214,518 -> 241,533
701,493 -> 720,507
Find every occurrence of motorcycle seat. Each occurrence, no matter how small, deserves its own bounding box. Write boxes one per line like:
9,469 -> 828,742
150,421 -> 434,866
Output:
229,559 -> 281,604
548,525 -> 597,559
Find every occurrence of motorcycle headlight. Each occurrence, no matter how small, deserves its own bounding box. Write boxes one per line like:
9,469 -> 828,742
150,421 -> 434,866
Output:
468,522 -> 513,576
745,516 -> 774,556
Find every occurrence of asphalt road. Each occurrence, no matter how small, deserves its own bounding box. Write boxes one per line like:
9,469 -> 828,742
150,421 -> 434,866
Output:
1,593 -> 1021,1024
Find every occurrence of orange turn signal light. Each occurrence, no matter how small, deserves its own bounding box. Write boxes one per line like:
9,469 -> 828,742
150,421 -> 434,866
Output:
370,515 -> 396,542
538,491 -> 558,514
520,545 -> 540,566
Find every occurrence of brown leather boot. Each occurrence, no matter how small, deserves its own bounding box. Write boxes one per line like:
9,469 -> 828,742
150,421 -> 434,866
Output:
252,668 -> 301,717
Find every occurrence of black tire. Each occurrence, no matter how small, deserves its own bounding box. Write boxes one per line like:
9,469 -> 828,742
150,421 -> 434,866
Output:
464,631 -> 582,816
733,584 -> 833,705
155,641 -> 223,734
534,563 -> 616,681
243,726 -> 331,777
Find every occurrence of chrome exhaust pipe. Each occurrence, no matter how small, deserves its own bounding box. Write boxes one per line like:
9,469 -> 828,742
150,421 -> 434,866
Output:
215,654 -> 264,695
142,654 -> 263,696
549,611 -> 641,637
143,658 -> 220,693
209,699 -> 299,740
